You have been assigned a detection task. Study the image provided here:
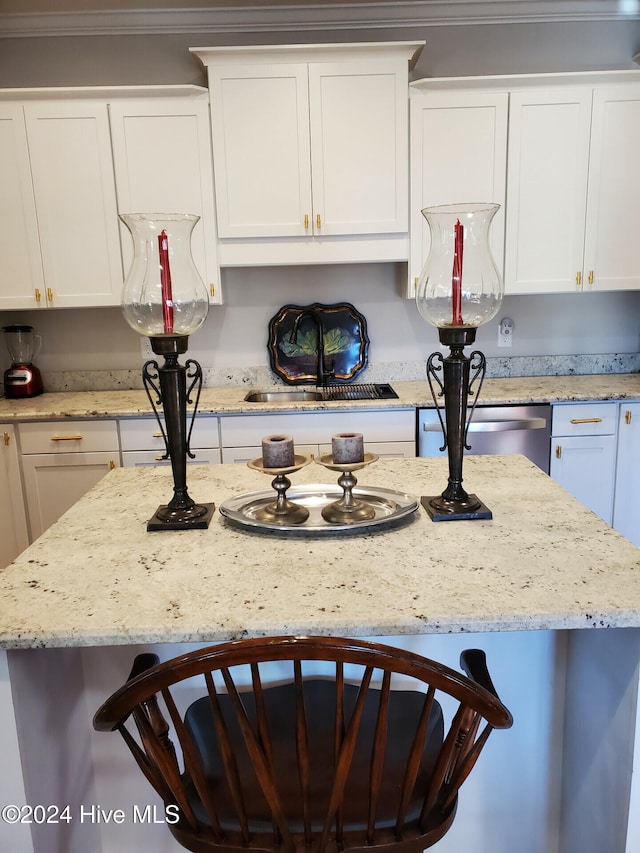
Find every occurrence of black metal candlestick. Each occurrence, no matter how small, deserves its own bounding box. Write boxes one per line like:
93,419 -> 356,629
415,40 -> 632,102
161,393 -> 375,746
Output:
142,335 -> 214,531
422,326 -> 490,521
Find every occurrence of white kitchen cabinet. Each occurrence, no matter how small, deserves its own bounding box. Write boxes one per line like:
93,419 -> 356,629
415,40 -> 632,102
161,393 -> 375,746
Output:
19,101 -> 123,308
505,83 -> 640,294
613,403 -> 640,548
118,415 -> 220,467
109,91 -> 222,304
408,87 -> 508,297
220,409 -> 416,463
0,426 -> 29,569
0,104 -> 45,310
193,42 -> 422,266
549,402 -> 618,524
18,420 -> 120,541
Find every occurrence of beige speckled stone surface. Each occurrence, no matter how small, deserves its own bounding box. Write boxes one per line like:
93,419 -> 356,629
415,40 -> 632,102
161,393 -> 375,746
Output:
1,455 -> 639,649
0,374 -> 639,421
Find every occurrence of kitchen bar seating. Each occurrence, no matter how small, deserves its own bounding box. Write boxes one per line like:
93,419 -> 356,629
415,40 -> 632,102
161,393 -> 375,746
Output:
93,635 -> 512,852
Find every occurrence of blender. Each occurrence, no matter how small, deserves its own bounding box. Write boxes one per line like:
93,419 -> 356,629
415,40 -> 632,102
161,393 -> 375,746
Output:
2,325 -> 44,398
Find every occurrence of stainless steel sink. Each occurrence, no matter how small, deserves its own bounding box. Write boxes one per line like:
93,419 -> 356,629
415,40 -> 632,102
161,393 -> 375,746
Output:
244,390 -> 323,403
244,384 -> 398,403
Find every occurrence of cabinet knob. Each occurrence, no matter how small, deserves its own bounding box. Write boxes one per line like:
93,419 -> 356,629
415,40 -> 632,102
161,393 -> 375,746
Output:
3,432 -> 10,447
625,410 -> 632,425
35,288 -> 41,303
555,445 -> 562,459
575,271 -> 582,286
588,270 -> 594,285
109,460 -> 116,470
47,287 -> 54,303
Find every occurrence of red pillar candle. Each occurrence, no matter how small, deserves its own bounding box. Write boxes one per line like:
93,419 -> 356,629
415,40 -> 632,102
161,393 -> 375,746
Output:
452,218 -> 464,326
158,230 -> 174,335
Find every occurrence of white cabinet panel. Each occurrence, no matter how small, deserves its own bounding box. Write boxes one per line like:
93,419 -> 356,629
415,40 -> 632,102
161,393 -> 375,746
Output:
0,426 -> 29,569
109,96 -> 222,303
583,85 -> 640,292
613,403 -> 640,547
0,104 -> 44,310
550,402 -> 618,524
505,89 -> 592,295
209,63 -> 312,239
21,453 -> 119,541
23,101 -> 123,307
409,89 -> 507,296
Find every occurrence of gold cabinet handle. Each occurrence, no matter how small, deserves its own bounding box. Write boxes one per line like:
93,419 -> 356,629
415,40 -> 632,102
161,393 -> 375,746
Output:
570,417 -> 602,424
109,460 -> 116,470
152,432 -> 164,438
3,432 -> 10,446
47,287 -> 54,302
625,410 -> 632,425
35,288 -> 41,303
304,214 -> 309,230
209,283 -> 215,298
50,434 -> 83,441
555,445 -> 562,459
588,270 -> 594,285
576,271 -> 582,286
316,213 -> 321,229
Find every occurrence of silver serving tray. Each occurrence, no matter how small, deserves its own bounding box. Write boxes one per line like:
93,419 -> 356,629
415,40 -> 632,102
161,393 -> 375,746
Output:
219,484 -> 419,536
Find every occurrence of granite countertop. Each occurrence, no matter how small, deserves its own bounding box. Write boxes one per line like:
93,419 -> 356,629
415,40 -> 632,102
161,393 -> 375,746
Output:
1,455 -> 639,649
0,374 -> 640,421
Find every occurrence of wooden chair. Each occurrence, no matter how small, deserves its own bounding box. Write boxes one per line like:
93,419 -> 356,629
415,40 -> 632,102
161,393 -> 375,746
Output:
93,635 -> 512,852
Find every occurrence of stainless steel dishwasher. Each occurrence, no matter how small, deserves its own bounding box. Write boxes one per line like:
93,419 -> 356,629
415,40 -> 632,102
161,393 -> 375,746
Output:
417,404 -> 552,474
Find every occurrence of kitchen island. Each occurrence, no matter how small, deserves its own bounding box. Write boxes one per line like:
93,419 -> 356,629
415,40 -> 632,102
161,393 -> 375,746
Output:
1,455 -> 640,853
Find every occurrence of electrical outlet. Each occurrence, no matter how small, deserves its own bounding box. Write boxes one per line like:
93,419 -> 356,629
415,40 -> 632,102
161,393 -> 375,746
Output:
498,317 -> 514,348
140,337 -> 154,361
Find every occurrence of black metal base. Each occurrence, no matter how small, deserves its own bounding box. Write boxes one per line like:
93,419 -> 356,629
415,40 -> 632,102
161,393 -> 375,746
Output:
147,502 -> 216,532
421,495 -> 493,522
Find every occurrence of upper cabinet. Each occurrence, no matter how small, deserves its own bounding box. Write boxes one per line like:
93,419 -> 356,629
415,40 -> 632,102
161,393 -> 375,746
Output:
408,87 -> 508,297
109,92 -> 222,304
408,71 -> 640,299
191,42 -> 423,266
505,83 -> 640,294
0,99 -> 123,310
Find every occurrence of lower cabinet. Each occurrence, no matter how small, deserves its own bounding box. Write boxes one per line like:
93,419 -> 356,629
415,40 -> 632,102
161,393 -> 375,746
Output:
549,402 -> 618,524
118,416 -> 220,468
219,409 -> 416,464
550,400 -> 640,547
0,425 -> 29,569
18,420 -> 120,542
613,402 -> 640,548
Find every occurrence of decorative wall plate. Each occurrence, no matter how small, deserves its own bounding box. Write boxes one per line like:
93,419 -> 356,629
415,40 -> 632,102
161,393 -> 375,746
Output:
267,302 -> 369,385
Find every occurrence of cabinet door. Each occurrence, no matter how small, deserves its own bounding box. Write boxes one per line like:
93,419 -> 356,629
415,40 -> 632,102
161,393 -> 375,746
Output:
0,427 -> 29,569
208,63 -> 312,238
583,85 -> 640,292
549,435 -> 616,524
409,90 -> 507,296
505,89 -> 592,294
23,101 -> 123,307
109,98 -> 222,304
613,403 -> 640,547
21,452 -> 119,541
309,59 -> 408,236
0,105 -> 44,310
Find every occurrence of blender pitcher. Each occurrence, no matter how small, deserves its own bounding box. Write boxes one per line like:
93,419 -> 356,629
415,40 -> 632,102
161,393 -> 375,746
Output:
2,325 -> 44,398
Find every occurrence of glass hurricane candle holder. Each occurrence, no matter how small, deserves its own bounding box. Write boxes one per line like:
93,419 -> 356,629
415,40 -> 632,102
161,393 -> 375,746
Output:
120,213 -> 214,531
416,202 -> 503,522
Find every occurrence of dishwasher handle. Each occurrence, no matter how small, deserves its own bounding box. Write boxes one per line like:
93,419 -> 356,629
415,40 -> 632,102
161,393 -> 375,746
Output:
423,417 -> 548,433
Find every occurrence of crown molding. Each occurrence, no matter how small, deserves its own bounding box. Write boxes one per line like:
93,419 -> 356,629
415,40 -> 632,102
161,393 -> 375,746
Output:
1,1 -> 638,38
